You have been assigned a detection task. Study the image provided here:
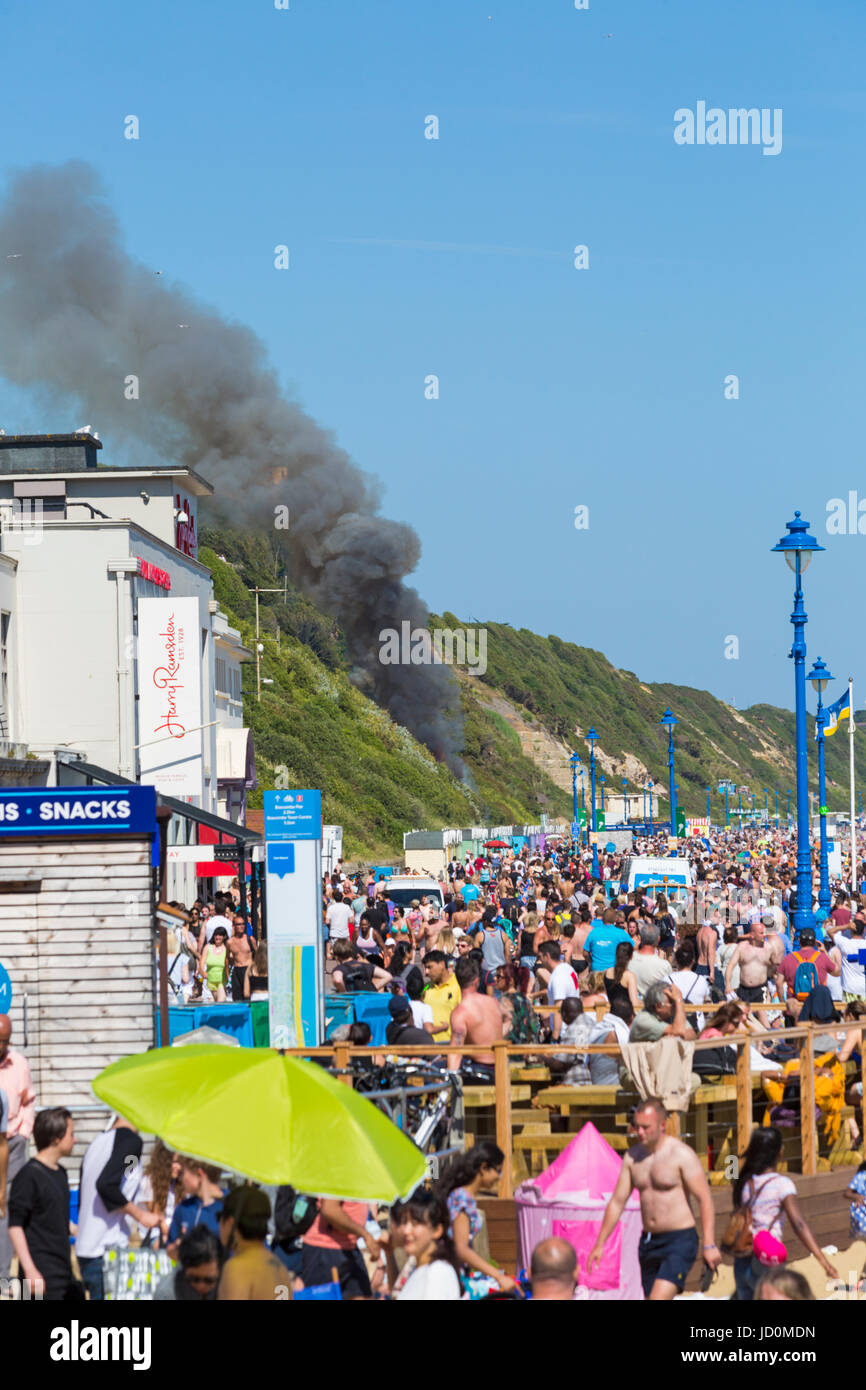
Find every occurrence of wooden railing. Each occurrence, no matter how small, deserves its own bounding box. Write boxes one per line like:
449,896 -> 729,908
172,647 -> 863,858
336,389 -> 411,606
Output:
278,1019 -> 866,1198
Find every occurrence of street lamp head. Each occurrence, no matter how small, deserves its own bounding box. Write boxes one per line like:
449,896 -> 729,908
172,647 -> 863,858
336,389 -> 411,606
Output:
587,726 -> 599,747
771,511 -> 824,572
807,656 -> 834,693
659,707 -> 678,731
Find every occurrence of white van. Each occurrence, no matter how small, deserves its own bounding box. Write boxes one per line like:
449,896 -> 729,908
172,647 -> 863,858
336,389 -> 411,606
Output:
382,876 -> 446,913
620,856 -> 693,905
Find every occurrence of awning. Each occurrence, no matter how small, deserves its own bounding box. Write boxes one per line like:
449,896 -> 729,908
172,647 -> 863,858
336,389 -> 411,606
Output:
216,726 -> 256,789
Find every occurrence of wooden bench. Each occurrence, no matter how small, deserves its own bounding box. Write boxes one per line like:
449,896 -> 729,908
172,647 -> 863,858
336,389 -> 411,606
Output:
509,1065 -> 551,1083
463,1084 -> 531,1109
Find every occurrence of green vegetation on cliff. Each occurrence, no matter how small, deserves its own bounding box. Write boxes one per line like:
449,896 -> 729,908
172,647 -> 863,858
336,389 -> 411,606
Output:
202,528 -> 858,858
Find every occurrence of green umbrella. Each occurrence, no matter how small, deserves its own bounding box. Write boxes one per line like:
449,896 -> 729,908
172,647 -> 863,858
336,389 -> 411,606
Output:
92,1045 -> 426,1203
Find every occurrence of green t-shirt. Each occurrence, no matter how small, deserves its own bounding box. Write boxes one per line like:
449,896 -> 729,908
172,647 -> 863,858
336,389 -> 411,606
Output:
628,1011 -> 669,1043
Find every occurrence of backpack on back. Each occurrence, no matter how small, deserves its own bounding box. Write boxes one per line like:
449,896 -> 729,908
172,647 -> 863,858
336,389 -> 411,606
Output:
274,1185 -> 319,1244
792,949 -> 820,1000
341,960 -> 375,992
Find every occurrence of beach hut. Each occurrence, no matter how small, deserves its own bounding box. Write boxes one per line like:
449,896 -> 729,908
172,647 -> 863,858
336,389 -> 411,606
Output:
515,1122 -> 643,1299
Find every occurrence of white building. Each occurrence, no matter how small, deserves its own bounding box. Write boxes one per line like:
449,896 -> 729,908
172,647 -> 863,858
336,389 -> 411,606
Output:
0,431 -> 255,826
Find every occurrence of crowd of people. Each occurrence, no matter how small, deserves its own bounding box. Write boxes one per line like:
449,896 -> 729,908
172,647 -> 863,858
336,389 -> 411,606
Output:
159,889 -> 268,1006
321,831 -> 866,1121
312,822 -> 866,1298
2,819 -> 865,1302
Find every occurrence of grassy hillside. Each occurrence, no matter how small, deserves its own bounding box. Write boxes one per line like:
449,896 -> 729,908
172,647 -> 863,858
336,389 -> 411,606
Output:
202,527 -> 860,857
446,618 -> 864,821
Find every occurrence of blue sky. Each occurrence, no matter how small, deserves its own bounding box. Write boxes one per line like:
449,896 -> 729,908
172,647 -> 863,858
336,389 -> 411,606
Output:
1,0 -> 864,716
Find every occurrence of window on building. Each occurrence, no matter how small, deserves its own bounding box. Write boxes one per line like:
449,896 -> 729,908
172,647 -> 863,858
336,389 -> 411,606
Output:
215,656 -> 227,694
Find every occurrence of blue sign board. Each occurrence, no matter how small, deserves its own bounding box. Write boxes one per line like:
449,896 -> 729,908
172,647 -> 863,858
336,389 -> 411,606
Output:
264,790 -> 322,842
0,962 -> 11,1011
0,786 -> 157,836
266,843 -> 296,878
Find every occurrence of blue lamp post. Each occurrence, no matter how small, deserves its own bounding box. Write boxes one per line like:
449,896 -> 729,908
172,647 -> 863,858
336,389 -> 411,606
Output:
807,656 -> 834,914
568,751 -> 580,829
660,708 -> 679,835
587,727 -> 599,833
720,780 -> 733,827
773,511 -> 824,936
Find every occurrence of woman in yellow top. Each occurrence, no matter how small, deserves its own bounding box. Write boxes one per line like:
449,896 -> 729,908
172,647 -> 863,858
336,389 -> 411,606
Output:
202,925 -> 229,1002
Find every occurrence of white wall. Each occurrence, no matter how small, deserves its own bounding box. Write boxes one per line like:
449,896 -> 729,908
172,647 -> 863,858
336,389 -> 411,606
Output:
5,520 -> 216,804
0,554 -> 18,739
405,848 -> 448,874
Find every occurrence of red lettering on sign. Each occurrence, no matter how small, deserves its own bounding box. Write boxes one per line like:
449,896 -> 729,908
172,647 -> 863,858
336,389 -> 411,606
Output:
174,493 -> 197,558
151,612 -> 186,738
136,559 -> 172,590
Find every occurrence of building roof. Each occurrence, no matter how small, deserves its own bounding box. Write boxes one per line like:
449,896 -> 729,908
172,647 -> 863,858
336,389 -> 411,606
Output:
0,465 -> 214,496
0,432 -> 103,449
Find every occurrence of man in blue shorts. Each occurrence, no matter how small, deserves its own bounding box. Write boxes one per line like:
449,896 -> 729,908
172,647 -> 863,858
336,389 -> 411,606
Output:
587,1097 -> 721,1299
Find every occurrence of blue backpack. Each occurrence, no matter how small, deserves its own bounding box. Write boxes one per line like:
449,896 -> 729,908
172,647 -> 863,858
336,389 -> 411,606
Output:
792,949 -> 820,1000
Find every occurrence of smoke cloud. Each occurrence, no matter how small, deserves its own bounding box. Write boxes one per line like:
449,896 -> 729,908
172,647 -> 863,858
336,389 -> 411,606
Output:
0,162 -> 465,771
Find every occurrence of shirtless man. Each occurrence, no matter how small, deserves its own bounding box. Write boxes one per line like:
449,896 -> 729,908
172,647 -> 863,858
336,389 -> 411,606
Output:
218,1187 -> 296,1301
724,918 -> 778,1006
447,956 -> 503,1078
227,914 -> 253,1001
588,1098 -> 720,1300
695,919 -> 717,980
422,906 -> 442,954
450,896 -> 471,937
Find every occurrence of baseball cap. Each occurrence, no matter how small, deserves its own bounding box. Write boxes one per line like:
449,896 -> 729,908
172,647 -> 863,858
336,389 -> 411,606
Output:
388,995 -> 411,1016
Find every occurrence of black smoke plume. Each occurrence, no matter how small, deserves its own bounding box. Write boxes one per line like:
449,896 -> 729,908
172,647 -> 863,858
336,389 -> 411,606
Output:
0,162 -> 465,771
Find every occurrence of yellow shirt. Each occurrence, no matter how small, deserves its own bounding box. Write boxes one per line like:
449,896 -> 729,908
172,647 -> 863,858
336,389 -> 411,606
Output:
425,976 -> 462,1041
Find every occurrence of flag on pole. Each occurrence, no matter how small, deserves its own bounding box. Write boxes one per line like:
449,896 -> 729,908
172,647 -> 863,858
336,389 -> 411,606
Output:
823,688 -> 851,737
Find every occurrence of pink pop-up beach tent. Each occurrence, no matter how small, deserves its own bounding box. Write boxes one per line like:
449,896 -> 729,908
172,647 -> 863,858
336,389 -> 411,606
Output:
515,1123 -> 643,1300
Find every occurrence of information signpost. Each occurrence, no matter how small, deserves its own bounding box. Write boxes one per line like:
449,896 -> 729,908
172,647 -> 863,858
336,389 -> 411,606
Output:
264,790 -> 323,1047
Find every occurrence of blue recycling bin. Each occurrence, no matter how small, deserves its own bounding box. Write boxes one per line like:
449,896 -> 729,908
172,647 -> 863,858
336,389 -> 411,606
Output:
323,992 -> 392,1045
350,992 -> 392,1045
155,1002 -> 254,1048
